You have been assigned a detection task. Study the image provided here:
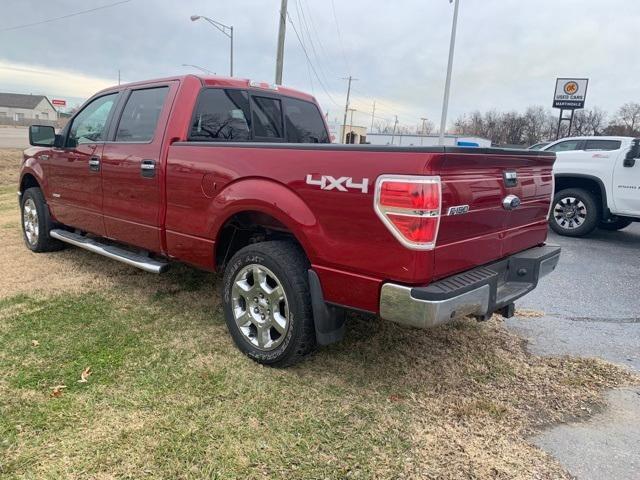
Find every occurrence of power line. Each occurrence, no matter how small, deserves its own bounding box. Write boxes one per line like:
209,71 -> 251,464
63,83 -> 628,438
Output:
351,89 -> 422,118
298,0 -> 335,74
293,0 -> 331,91
0,0 -> 132,33
330,0 -> 351,75
286,11 -> 339,106
296,0 -> 337,91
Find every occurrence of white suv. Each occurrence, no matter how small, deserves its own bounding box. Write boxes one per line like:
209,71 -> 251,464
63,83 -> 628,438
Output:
542,136 -> 640,237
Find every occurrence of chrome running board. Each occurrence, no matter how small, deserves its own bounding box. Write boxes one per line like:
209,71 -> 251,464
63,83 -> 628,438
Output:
50,229 -> 169,274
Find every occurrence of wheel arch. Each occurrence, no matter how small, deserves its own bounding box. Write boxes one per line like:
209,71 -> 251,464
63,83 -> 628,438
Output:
211,178 -> 319,271
554,174 -> 609,218
19,172 -> 42,194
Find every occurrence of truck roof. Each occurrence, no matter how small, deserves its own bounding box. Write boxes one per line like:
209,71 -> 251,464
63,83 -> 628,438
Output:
96,74 -> 317,103
549,135 -> 637,142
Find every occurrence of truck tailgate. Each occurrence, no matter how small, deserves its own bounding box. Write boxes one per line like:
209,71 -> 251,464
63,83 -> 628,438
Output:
430,150 -> 555,280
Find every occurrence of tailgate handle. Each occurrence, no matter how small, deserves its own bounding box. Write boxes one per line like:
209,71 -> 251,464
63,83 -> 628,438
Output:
503,170 -> 518,187
141,159 -> 156,178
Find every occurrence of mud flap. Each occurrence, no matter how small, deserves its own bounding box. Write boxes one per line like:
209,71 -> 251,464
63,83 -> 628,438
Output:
308,270 -> 345,345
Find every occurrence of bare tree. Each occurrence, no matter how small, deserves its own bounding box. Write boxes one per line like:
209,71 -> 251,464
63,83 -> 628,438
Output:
571,107 -> 607,136
451,101 -> 640,146
373,119 -> 392,134
419,118 -> 435,134
612,102 -> 640,135
523,106 -> 551,145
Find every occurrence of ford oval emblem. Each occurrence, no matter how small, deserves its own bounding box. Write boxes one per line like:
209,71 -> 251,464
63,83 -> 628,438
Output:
502,195 -> 521,210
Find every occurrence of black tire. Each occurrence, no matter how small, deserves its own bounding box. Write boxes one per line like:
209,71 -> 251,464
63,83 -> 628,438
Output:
598,217 -> 633,231
20,187 -> 65,252
222,241 -> 316,367
549,188 -> 600,237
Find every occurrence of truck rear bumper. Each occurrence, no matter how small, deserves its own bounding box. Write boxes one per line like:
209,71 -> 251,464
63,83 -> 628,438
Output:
379,245 -> 561,329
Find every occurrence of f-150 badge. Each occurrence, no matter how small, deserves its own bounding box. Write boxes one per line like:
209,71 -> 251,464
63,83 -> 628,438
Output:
447,205 -> 469,215
305,174 -> 369,193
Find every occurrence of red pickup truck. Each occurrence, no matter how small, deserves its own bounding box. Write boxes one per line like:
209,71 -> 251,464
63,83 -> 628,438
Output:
20,75 -> 560,366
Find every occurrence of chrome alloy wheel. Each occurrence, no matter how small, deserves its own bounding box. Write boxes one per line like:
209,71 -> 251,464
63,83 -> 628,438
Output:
231,264 -> 290,351
553,196 -> 587,230
23,198 -> 39,246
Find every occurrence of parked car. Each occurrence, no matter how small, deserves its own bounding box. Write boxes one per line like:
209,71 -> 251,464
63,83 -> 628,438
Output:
19,75 -> 560,366
542,136 -> 640,236
528,142 -> 550,150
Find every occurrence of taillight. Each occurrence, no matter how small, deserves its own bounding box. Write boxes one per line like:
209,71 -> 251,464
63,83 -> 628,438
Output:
374,175 -> 441,250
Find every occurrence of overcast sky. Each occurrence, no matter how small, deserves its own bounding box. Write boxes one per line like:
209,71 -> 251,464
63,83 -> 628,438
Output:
1,0 -> 639,130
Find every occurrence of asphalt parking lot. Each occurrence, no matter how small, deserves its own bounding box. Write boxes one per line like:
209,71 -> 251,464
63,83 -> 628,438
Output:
0,126 -> 29,149
507,223 -> 640,480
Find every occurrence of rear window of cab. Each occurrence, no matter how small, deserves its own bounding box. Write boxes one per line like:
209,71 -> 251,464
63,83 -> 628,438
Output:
189,88 -> 329,143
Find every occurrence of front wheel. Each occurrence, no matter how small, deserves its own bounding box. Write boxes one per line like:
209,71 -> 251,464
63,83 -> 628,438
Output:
222,241 -> 317,367
20,187 -> 65,252
598,217 -> 632,231
549,188 -> 600,237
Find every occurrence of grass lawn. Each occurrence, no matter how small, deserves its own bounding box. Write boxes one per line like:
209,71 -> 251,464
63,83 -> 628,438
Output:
0,149 -> 635,479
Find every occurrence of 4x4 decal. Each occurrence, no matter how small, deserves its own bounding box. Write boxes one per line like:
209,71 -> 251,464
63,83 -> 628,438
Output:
305,174 -> 369,193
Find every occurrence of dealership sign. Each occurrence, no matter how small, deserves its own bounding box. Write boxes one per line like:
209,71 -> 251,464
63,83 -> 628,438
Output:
51,99 -> 66,107
553,78 -> 588,109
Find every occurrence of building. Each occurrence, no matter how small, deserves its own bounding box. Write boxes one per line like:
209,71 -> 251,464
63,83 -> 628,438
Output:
326,120 -> 369,144
0,92 -> 57,123
366,133 -> 491,148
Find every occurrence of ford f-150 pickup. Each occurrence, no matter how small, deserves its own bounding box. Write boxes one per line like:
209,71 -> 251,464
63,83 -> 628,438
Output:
20,75 -> 560,366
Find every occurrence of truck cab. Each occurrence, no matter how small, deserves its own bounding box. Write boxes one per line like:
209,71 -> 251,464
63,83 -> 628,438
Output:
544,136 -> 640,236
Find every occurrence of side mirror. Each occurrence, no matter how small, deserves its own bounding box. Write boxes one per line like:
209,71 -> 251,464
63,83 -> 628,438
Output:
624,140 -> 640,167
29,125 -> 56,147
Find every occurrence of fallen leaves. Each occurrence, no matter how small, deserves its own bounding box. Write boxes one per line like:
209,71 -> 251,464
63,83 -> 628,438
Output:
50,385 -> 66,398
48,367 -> 92,398
78,367 -> 92,383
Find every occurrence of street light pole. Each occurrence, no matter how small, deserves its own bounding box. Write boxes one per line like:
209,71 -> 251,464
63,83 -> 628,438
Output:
190,15 -> 234,77
438,0 -> 460,145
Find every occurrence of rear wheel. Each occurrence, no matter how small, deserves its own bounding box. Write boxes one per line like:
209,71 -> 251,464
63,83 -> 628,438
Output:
222,241 -> 316,367
599,217 -> 632,231
549,188 -> 600,237
20,187 -> 65,252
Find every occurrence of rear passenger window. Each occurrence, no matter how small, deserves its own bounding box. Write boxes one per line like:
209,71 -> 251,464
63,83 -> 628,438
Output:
284,97 -> 329,143
584,140 -> 621,151
251,96 -> 283,139
546,140 -> 582,152
190,89 -> 251,141
116,87 -> 168,142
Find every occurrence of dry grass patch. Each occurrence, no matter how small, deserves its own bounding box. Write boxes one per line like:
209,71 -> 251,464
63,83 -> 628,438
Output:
0,148 -> 22,186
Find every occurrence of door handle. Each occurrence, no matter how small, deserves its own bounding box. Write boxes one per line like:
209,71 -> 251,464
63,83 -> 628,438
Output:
141,159 -> 156,178
89,155 -> 101,172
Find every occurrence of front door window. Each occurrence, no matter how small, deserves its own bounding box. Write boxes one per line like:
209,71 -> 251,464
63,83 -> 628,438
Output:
67,93 -> 118,147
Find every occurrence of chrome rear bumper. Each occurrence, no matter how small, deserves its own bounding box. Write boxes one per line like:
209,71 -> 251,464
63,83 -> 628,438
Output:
379,245 -> 561,329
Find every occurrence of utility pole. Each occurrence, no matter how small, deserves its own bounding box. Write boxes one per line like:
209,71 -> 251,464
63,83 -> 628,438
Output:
118,69 -> 121,85
391,115 -> 398,145
438,0 -> 460,145
275,0 -> 288,85
341,75 -> 357,143
370,100 -> 376,131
